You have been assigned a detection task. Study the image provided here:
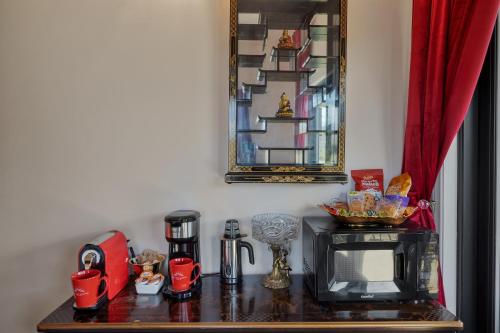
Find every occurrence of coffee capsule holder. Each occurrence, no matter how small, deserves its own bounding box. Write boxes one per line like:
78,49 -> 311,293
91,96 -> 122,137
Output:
135,277 -> 165,295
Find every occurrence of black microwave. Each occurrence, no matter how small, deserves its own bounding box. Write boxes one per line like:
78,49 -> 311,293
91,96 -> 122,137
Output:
303,216 -> 439,302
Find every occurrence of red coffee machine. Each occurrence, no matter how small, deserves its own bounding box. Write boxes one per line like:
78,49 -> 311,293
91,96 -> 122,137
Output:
78,231 -> 129,302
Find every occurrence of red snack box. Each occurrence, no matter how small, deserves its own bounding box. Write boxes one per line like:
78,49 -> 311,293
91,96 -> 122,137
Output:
351,169 -> 384,192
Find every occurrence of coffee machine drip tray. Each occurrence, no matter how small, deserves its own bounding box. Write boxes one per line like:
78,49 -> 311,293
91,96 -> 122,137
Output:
163,283 -> 201,301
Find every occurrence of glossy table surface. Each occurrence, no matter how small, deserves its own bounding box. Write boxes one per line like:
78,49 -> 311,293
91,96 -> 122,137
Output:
37,274 -> 463,332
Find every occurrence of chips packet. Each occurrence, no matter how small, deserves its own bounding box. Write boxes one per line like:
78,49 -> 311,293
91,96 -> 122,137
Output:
351,169 -> 384,192
333,201 -> 349,210
385,195 -> 409,216
331,193 -> 348,208
385,172 -> 412,196
403,206 -> 417,217
330,194 -> 349,216
378,196 -> 403,218
363,190 -> 382,216
347,191 -> 364,215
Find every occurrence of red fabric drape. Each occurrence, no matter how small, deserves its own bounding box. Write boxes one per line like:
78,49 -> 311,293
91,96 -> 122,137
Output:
403,0 -> 499,304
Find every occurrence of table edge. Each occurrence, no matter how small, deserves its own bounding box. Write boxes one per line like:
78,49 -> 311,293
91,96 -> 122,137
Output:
38,320 -> 464,332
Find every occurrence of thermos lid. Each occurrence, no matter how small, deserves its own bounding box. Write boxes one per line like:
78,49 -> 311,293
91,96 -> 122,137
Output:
223,219 -> 246,239
164,210 -> 201,223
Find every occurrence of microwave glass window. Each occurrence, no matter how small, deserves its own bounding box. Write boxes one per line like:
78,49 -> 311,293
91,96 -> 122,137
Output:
334,250 -> 393,281
329,250 -> 401,294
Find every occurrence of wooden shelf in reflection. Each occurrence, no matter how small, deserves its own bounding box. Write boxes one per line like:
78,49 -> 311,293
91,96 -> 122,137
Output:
238,54 -> 266,68
238,23 -> 267,41
258,115 -> 314,122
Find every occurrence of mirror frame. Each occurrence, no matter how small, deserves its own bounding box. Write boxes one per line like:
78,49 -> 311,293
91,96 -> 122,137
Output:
225,0 -> 348,183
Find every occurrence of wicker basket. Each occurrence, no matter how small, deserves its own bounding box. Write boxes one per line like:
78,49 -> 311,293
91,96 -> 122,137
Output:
319,204 -> 408,226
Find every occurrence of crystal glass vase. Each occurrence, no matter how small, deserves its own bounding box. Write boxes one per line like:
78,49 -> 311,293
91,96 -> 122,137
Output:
251,213 -> 300,289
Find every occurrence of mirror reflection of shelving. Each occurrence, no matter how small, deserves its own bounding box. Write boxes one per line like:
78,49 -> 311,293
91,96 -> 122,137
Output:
236,0 -> 341,166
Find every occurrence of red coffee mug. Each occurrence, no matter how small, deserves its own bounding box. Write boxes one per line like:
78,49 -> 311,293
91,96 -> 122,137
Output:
169,258 -> 201,292
71,269 -> 108,308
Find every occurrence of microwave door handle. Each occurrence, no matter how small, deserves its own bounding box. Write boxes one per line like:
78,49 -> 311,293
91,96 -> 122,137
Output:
395,253 -> 405,280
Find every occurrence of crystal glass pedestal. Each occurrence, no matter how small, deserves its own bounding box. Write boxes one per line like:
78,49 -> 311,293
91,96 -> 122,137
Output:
251,213 -> 300,289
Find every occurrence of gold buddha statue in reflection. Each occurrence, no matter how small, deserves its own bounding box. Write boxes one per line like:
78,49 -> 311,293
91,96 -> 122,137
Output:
276,92 -> 294,118
277,29 -> 295,49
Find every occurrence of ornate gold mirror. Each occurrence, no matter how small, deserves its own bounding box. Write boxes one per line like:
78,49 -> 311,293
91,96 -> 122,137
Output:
226,0 -> 347,183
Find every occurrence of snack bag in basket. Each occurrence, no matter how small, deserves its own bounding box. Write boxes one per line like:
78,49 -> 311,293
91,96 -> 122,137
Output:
385,172 -> 412,196
363,190 -> 382,216
378,196 -> 404,218
347,191 -> 364,215
351,169 -> 384,192
385,195 -> 409,216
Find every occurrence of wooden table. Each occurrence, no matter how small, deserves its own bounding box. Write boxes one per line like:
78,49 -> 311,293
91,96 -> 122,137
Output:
37,275 -> 463,332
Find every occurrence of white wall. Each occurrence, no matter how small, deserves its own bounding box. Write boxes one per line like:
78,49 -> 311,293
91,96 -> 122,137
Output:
0,1 -> 411,332
435,139 -> 458,314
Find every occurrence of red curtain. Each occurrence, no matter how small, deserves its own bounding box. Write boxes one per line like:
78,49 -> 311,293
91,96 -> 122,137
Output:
403,0 -> 499,304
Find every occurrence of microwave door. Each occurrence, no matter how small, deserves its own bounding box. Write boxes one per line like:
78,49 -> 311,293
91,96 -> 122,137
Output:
327,243 -> 412,300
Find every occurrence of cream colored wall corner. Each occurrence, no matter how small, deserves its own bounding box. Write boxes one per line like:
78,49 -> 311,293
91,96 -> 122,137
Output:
0,1 -> 411,332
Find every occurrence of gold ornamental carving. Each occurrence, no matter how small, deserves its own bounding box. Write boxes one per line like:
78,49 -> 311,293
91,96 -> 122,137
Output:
263,176 -> 315,183
320,126 -> 345,173
228,138 -> 237,169
337,125 -> 346,171
339,56 -> 346,97
229,0 -> 237,97
340,0 -> 348,38
229,74 -> 236,97
229,0 -> 237,38
271,166 -> 306,173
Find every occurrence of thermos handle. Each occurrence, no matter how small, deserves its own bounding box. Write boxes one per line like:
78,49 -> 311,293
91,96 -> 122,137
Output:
240,241 -> 255,265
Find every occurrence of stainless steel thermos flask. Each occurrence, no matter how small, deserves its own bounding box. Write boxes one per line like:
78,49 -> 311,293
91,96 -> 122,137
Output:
220,220 -> 254,284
